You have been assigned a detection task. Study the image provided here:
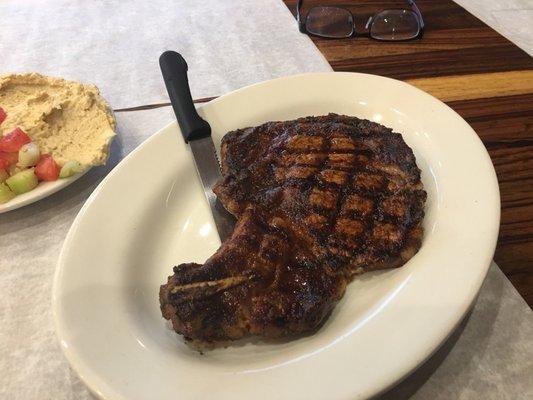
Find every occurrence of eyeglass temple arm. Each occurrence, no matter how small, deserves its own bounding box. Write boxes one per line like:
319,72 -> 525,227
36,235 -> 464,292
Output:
296,0 -> 306,32
408,0 -> 425,29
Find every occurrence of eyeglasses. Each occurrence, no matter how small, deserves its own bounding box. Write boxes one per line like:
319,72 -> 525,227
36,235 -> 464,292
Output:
297,0 -> 425,41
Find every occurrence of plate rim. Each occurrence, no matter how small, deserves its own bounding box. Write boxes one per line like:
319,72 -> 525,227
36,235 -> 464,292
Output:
0,167 -> 90,214
53,71 -> 500,400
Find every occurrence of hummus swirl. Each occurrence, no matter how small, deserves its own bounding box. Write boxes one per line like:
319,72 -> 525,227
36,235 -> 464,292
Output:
0,73 -> 116,166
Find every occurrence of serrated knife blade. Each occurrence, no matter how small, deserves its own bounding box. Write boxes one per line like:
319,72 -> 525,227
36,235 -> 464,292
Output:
188,137 -> 234,242
159,50 -> 235,242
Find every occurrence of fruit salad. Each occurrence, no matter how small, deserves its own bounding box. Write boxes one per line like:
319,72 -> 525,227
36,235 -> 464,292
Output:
0,106 -> 84,204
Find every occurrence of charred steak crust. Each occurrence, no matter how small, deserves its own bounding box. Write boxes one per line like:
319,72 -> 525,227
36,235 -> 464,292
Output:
160,114 -> 426,342
160,208 -> 346,341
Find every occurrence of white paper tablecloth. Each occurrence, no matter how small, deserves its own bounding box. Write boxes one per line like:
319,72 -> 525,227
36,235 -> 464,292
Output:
454,0 -> 533,56
1,1 -> 532,399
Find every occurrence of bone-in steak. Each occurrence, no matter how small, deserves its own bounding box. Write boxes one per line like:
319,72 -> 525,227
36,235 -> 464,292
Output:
160,114 -> 426,342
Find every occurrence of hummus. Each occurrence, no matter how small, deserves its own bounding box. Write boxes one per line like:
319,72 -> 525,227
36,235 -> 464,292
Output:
0,73 -> 116,166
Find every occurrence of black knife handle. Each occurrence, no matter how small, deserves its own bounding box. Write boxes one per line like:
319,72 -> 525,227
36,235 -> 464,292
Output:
159,51 -> 211,142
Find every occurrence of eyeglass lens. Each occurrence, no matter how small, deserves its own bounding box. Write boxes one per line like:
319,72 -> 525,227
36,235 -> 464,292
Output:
370,10 -> 420,41
306,6 -> 354,38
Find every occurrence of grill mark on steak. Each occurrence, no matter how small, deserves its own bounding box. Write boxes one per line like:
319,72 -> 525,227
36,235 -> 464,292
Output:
160,114 -> 426,342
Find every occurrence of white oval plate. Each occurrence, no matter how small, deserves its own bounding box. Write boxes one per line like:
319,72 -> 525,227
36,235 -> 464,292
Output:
0,169 -> 89,213
53,73 -> 499,400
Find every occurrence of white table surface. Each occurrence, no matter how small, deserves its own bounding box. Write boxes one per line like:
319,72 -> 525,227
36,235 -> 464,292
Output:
454,0 -> 533,56
0,1 -> 532,399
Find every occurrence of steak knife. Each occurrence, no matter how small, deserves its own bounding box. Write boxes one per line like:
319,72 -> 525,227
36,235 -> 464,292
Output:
159,51 -> 234,242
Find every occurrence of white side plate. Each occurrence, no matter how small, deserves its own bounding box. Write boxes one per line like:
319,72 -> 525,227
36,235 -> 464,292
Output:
0,169 -> 89,214
53,73 -> 500,400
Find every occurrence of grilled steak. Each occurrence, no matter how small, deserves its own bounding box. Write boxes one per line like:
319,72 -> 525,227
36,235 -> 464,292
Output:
160,114 -> 426,342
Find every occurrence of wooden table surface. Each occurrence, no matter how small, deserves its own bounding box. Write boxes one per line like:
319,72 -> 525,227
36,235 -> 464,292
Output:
284,0 -> 533,306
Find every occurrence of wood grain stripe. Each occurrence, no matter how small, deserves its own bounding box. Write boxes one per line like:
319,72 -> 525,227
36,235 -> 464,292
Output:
114,96 -> 216,112
406,70 -> 533,102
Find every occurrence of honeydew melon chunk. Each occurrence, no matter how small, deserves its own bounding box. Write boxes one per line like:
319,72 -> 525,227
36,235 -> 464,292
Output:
59,160 -> 84,178
6,168 -> 38,195
0,183 -> 16,204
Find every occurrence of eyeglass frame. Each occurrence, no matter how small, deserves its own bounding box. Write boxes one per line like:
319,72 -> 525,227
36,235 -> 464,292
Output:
296,0 -> 425,41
